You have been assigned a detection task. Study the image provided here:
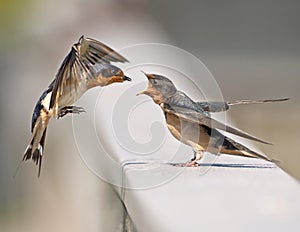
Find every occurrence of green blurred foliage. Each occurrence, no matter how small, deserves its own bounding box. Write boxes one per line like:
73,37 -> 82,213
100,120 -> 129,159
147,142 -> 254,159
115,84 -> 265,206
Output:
0,0 -> 35,40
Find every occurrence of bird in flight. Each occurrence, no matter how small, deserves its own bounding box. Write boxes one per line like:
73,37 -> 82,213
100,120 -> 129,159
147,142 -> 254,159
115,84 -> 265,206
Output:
23,36 -> 131,176
138,73 -> 288,166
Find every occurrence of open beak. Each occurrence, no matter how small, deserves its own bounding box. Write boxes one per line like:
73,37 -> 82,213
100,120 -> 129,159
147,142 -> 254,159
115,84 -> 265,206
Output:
123,76 -> 132,81
136,71 -> 152,96
141,71 -> 153,79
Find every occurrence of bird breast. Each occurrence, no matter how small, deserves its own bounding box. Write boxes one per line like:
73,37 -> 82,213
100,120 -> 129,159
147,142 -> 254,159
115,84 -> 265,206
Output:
165,112 -> 211,150
58,82 -> 88,108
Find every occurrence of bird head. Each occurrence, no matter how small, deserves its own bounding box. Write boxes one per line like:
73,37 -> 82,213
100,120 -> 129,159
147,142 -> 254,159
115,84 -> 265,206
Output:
93,64 -> 131,87
137,72 -> 177,104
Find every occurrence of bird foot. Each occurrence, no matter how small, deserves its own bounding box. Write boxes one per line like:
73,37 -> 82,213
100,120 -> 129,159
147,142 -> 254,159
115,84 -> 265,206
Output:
58,106 -> 86,119
185,160 -> 200,167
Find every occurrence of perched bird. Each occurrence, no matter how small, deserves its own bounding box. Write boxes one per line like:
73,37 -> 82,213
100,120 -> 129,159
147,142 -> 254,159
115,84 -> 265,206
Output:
138,73 -> 289,166
23,36 -> 131,176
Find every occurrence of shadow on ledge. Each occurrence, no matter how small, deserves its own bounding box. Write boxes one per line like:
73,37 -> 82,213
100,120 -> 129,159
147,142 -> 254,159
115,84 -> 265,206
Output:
168,163 -> 276,169
121,160 -> 276,169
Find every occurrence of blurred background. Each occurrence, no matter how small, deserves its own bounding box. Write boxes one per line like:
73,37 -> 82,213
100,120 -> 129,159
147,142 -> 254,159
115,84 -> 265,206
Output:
0,0 -> 299,231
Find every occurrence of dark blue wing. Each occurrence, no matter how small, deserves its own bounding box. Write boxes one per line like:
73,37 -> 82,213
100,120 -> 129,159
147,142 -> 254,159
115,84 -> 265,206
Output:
165,91 -> 210,116
31,80 -> 54,132
195,101 -> 229,112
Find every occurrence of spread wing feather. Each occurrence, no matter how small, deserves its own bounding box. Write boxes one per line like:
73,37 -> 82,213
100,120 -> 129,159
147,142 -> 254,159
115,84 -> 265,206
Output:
49,36 -> 128,111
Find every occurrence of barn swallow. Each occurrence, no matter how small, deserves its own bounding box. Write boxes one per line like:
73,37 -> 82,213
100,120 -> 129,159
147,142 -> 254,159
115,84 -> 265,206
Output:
138,73 -> 289,166
23,36 -> 131,176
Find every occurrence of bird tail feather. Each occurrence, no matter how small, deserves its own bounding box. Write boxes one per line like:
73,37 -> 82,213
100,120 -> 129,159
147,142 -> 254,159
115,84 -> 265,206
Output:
227,98 -> 289,106
220,137 -> 279,163
23,115 -> 48,177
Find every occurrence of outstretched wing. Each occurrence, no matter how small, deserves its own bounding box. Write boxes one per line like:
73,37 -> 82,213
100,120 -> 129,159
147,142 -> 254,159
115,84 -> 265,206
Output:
196,98 -> 289,113
49,36 -> 128,111
161,103 -> 272,145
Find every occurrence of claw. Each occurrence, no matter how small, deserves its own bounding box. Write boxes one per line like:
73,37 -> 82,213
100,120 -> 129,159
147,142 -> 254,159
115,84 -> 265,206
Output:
58,106 -> 86,119
185,160 -> 200,167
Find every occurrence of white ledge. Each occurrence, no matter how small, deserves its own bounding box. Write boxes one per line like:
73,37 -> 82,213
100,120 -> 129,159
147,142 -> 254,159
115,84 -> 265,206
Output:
117,156 -> 300,232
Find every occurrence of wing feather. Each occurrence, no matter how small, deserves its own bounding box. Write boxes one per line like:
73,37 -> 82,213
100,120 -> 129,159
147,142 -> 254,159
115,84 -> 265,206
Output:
162,103 -> 272,145
195,102 -> 229,112
49,36 -> 128,111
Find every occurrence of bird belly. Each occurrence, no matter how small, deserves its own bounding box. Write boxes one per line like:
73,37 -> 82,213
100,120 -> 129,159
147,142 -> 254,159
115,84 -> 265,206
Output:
166,113 -> 210,152
58,83 -> 87,109
41,92 -> 52,110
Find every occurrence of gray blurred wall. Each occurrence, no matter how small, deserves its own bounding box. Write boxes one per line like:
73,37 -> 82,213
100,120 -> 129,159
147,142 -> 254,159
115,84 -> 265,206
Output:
0,0 -> 299,231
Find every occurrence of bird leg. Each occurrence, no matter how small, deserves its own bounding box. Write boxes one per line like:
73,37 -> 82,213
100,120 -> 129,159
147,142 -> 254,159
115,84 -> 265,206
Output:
58,106 -> 86,119
185,151 -> 204,167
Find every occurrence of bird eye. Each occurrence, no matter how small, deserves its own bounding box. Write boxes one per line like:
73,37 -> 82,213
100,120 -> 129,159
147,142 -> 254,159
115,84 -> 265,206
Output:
112,69 -> 120,76
152,80 -> 157,85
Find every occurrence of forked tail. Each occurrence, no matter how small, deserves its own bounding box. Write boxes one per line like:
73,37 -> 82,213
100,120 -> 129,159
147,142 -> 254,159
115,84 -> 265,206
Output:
23,128 -> 47,177
228,98 -> 289,106
23,115 -> 48,177
220,136 -> 279,163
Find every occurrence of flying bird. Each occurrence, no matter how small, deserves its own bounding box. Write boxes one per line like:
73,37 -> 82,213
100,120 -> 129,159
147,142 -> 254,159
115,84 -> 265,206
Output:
23,36 -> 131,176
138,73 -> 288,166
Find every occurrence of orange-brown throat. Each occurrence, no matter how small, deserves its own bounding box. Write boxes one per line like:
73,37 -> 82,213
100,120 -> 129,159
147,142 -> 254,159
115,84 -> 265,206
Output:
87,74 -> 126,88
140,82 -> 163,104
107,75 -> 126,85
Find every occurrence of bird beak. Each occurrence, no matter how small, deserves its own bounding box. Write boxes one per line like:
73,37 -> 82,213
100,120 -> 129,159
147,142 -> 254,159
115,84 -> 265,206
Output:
137,71 -> 152,96
123,76 -> 132,81
136,90 -> 146,96
140,70 -> 153,79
